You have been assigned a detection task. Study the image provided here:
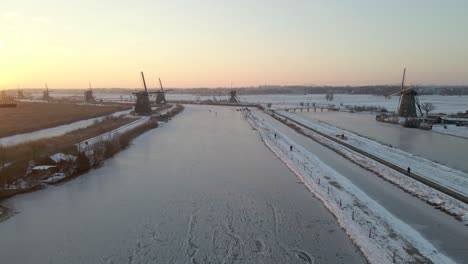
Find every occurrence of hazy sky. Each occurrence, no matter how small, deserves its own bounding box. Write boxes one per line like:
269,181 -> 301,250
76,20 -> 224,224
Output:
1,0 -> 467,89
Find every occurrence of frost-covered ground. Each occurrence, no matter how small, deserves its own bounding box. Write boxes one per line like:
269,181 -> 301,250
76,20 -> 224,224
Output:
280,111 -> 468,199
432,124 -> 468,139
0,109 -> 132,146
244,109 -> 455,264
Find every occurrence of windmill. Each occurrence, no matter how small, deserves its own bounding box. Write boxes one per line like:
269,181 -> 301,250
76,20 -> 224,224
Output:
390,68 -> 423,118
84,82 -> 95,102
43,83 -> 51,102
229,90 -> 239,103
17,89 -> 25,99
132,72 -> 158,115
154,78 -> 172,105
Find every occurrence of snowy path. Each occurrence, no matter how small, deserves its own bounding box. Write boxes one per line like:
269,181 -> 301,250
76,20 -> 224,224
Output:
279,110 -> 468,200
245,110 -> 457,264
0,109 -> 133,146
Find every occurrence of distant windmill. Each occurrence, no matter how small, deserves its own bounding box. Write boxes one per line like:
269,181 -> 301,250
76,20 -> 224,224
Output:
17,89 -> 25,99
43,83 -> 51,102
389,68 -> 423,118
229,90 -> 239,103
132,72 -> 157,115
154,78 -> 173,105
84,82 -> 95,102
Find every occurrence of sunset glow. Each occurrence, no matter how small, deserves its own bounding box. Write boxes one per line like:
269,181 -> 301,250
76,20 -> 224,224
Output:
1,0 -> 467,89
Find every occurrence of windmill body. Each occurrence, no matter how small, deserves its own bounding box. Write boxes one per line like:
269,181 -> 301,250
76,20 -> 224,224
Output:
43,84 -> 51,101
155,78 -> 172,105
393,68 -> 422,118
84,82 -> 95,102
229,90 -> 239,103
398,90 -> 419,117
133,72 -> 153,115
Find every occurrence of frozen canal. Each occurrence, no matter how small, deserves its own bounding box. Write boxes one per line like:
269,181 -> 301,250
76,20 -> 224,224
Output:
296,111 -> 468,173
0,105 -> 365,264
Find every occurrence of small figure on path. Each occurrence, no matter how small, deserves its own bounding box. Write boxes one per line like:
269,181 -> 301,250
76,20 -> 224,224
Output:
407,166 -> 411,175
290,145 -> 293,151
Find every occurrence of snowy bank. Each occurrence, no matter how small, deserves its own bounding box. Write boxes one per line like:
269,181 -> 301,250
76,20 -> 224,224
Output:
432,124 -> 468,139
279,111 -> 468,200
244,109 -> 455,264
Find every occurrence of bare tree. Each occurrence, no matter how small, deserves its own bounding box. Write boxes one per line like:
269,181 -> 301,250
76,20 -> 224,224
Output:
421,102 -> 436,115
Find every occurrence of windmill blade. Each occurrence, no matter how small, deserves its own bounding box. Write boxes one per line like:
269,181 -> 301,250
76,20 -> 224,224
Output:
389,86 -> 415,97
400,68 -> 406,91
141,72 -> 148,92
158,78 -> 164,91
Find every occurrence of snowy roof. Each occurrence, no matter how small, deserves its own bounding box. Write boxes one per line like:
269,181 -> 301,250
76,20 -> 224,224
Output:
32,165 -> 57,171
49,153 -> 76,163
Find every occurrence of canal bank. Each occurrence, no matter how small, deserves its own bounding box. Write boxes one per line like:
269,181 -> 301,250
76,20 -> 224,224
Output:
296,111 -> 468,173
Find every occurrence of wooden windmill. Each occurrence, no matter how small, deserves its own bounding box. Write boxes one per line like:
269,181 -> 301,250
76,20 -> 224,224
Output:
154,78 -> 172,105
390,68 -> 423,118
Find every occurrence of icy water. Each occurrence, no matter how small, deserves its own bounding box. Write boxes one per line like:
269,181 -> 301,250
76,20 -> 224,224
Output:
0,105 -> 364,264
297,111 -> 468,173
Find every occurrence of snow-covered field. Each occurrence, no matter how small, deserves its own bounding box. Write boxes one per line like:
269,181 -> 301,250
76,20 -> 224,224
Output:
0,109 -> 132,146
28,91 -> 468,114
432,124 -> 468,139
244,109 -> 455,264
280,110 -> 468,200
239,94 -> 468,114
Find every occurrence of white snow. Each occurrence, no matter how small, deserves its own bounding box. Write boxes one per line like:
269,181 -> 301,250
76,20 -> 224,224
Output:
0,109 -> 133,147
238,94 -> 468,114
41,173 -> 66,184
279,110 -> 468,199
32,165 -> 56,171
262,111 -> 468,222
244,109 -> 456,264
75,116 -> 151,151
49,153 -> 76,163
432,124 -> 468,139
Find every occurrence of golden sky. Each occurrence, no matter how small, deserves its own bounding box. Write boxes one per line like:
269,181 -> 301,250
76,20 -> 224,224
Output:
1,0 -> 467,89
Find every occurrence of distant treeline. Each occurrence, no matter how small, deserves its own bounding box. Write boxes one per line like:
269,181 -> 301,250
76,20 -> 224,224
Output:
5,85 -> 468,96
170,85 -> 468,96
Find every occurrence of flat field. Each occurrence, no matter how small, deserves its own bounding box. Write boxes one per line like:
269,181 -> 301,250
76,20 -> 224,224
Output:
0,102 -> 130,138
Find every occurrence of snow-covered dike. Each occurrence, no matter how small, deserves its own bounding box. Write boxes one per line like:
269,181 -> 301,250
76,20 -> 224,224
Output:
0,109 -> 133,146
279,111 -> 468,199
244,109 -> 455,264
75,116 -> 150,151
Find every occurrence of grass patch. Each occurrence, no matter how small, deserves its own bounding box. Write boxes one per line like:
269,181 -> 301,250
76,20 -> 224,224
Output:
0,102 -> 130,138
